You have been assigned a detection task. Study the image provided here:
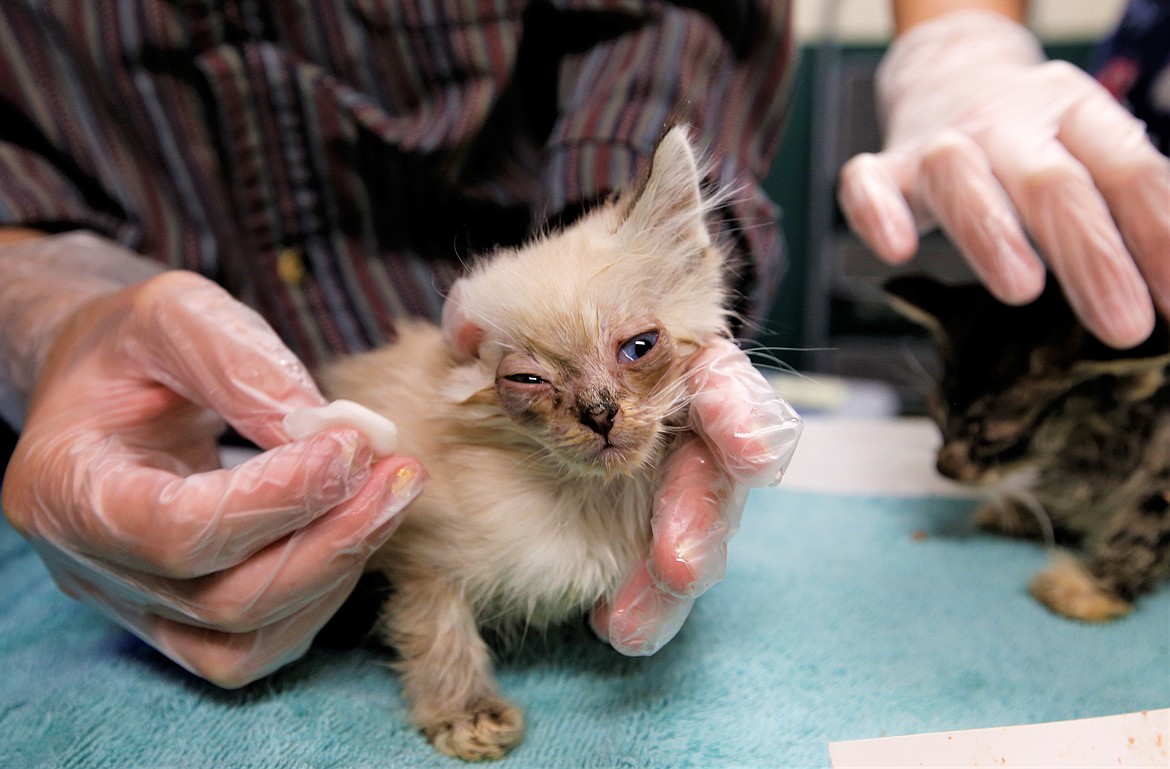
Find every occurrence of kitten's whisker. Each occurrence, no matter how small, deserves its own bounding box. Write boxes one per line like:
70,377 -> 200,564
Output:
994,472 -> 1057,550
513,439 -> 561,470
738,347 -> 810,380
659,423 -> 693,439
737,342 -> 828,354
719,219 -> 773,236
449,223 -> 474,271
897,339 -> 937,401
660,372 -> 694,400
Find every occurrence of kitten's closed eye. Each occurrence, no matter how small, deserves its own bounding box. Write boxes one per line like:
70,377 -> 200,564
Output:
618,330 -> 659,363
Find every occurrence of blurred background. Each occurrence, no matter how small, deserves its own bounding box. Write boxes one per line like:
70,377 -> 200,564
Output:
760,0 -> 1129,417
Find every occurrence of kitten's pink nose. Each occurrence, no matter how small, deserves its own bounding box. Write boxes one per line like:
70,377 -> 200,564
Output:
580,402 -> 618,438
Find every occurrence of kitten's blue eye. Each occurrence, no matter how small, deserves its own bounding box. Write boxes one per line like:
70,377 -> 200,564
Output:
618,330 -> 659,363
505,374 -> 547,385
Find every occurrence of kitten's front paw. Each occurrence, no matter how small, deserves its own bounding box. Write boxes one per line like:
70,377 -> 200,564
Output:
1029,555 -> 1131,622
421,697 -> 524,761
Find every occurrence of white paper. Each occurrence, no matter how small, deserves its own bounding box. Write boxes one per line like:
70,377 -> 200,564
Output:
829,709 -> 1169,768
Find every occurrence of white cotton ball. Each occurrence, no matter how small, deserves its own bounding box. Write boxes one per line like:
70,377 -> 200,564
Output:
283,399 -> 399,457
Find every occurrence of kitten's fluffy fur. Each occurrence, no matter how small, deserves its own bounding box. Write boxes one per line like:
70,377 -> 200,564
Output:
318,127 -> 731,760
888,275 -> 1170,624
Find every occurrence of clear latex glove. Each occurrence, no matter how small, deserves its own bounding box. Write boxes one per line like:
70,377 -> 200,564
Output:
1,247 -> 425,688
0,232 -> 163,427
838,10 -> 1170,349
592,338 -> 802,654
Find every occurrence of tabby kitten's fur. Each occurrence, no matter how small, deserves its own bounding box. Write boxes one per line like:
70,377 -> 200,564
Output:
887,275 -> 1170,623
318,127 -> 731,761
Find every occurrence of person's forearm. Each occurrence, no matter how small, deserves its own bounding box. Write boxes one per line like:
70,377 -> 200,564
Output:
891,0 -> 1028,33
0,229 -> 163,423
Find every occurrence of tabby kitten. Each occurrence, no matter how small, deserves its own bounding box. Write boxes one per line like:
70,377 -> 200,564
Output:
317,127 -> 731,761
887,275 -> 1170,623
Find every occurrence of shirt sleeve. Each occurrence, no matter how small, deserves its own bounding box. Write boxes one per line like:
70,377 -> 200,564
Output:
0,6 -> 172,252
0,111 -> 127,239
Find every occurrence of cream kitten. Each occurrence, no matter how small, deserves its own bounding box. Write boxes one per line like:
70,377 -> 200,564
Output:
318,127 -> 731,761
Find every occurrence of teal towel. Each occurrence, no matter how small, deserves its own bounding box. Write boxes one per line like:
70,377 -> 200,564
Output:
2,489 -> 1166,768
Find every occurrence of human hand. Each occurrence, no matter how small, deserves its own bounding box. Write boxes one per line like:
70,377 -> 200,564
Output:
1,254 -> 425,688
838,10 -> 1170,349
591,338 -> 802,654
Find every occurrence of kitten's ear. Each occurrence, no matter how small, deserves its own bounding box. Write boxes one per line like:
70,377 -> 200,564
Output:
441,278 -> 485,362
618,125 -> 710,252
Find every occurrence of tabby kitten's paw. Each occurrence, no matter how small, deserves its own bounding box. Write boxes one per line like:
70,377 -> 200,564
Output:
421,697 -> 524,761
1029,555 -> 1131,622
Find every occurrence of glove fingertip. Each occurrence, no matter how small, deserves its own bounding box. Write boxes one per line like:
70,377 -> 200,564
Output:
649,549 -> 700,598
588,599 -> 611,644
839,154 -> 919,263
606,595 -> 695,657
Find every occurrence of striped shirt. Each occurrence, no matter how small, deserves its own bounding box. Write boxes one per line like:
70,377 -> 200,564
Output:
0,1 -> 794,367
1094,0 -> 1170,155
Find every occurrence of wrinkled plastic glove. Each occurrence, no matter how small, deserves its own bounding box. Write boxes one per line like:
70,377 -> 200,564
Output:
838,10 -> 1170,349
1,240 -> 425,688
591,338 -> 802,654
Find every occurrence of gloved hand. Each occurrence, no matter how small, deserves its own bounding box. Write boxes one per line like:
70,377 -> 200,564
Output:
1,234 -> 425,688
592,338 -> 802,654
839,10 -> 1170,349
